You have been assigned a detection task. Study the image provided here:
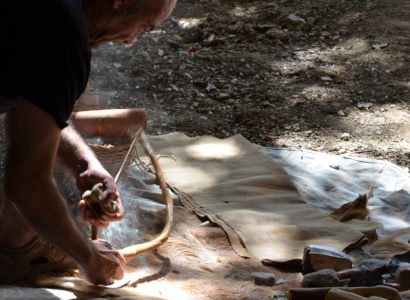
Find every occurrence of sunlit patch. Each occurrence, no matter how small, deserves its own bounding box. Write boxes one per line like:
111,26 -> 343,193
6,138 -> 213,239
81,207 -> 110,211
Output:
177,18 -> 205,29
229,5 -> 258,17
166,165 -> 215,189
186,143 -> 241,159
150,29 -> 166,35
45,289 -> 76,299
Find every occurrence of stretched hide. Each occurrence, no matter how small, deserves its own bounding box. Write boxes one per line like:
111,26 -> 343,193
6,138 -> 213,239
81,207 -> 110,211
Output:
145,133 -> 367,264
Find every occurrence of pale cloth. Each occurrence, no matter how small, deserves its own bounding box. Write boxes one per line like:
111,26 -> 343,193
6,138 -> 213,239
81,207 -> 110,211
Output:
146,133 -> 367,262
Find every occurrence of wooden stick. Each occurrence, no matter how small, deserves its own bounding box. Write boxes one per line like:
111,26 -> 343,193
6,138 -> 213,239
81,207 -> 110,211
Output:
91,226 -> 98,240
118,129 -> 174,261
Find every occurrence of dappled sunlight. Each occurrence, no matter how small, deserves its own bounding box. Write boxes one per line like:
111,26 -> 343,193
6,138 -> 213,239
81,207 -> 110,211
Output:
229,5 -> 258,17
113,206 -> 297,299
166,163 -> 217,190
299,86 -> 344,103
176,18 -> 205,29
186,141 -> 242,160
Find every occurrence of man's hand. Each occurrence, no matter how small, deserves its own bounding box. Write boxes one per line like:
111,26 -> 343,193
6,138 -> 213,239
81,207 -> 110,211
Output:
77,164 -> 123,228
78,240 -> 126,285
57,125 -> 123,228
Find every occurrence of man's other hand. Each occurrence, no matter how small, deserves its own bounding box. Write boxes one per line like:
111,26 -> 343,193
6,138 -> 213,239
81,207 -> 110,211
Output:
77,164 -> 123,228
79,239 -> 126,285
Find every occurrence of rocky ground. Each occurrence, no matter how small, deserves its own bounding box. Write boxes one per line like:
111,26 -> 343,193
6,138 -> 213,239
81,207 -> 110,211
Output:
1,0 -> 409,175
88,0 -> 410,172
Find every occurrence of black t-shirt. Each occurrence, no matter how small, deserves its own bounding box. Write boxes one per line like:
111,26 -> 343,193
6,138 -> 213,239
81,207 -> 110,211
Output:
0,0 -> 91,129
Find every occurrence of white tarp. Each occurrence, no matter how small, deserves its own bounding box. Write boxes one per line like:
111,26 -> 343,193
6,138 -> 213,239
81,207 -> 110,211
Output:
260,147 -> 410,240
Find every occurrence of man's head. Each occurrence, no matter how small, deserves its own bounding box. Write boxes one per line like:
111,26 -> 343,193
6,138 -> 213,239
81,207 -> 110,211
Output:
82,0 -> 176,49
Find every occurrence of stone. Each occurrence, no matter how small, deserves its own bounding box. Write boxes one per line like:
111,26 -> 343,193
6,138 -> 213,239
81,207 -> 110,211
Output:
167,39 -> 182,49
354,258 -> 389,273
357,102 -> 373,109
326,288 -> 365,300
302,23 -> 313,32
346,248 -> 373,259
265,28 -> 289,41
301,269 -> 341,288
321,76 -> 333,82
348,270 -> 383,287
349,286 -> 401,300
285,14 -> 306,31
306,17 -> 316,24
387,251 -> 410,275
395,262 -> 410,288
216,93 -> 230,100
341,133 -> 350,141
251,272 -> 276,286
227,23 -> 242,34
321,31 -> 332,38
302,245 -> 353,274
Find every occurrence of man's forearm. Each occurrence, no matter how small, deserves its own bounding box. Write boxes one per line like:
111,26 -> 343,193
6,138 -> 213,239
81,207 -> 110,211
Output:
11,177 -> 94,267
4,99 -> 95,267
57,124 -> 101,179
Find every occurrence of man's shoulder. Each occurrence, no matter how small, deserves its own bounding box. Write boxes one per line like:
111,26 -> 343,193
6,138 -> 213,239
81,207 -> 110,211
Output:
11,0 -> 89,51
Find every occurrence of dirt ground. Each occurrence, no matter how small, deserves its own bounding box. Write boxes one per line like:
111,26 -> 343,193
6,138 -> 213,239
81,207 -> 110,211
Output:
88,0 -> 410,172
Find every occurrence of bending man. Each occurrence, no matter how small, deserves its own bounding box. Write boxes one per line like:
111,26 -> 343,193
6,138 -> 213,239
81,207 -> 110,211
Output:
0,0 -> 176,285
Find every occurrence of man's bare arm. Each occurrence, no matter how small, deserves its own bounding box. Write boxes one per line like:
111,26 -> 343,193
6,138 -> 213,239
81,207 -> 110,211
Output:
57,124 -> 123,227
4,97 -> 124,284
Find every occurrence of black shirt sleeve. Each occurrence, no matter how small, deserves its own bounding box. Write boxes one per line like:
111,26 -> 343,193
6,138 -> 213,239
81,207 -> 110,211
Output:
0,0 -> 91,129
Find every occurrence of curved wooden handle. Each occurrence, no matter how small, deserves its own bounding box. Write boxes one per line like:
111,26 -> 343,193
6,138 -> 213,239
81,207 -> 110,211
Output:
119,130 -> 174,261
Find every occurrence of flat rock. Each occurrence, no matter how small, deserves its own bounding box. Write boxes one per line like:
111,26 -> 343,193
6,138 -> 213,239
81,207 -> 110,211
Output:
286,14 -> 306,31
302,269 -> 341,288
354,258 -> 389,273
348,270 -> 383,287
302,245 -> 353,274
265,28 -> 289,41
251,272 -> 276,286
326,288 -> 365,300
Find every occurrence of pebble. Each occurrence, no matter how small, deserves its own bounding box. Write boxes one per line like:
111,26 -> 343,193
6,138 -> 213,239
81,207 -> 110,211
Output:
321,31 -> 332,38
321,76 -> 333,81
395,262 -> 410,288
301,269 -> 341,287
341,133 -> 350,141
348,270 -> 383,287
251,272 -> 276,286
338,149 -> 347,154
357,102 -> 373,109
265,28 -> 289,41
216,93 -> 230,100
306,17 -> 316,24
167,39 -> 181,49
354,258 -> 389,273
285,14 -> 306,31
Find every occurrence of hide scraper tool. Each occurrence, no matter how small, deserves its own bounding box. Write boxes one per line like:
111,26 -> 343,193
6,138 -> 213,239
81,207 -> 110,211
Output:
82,128 -> 142,240
78,128 -> 174,284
